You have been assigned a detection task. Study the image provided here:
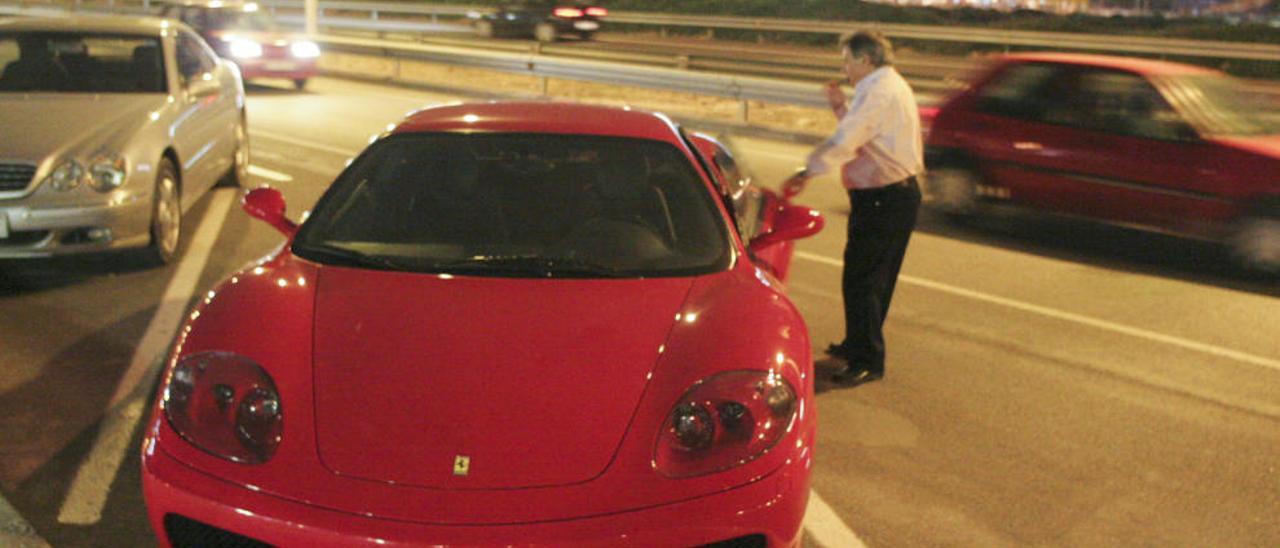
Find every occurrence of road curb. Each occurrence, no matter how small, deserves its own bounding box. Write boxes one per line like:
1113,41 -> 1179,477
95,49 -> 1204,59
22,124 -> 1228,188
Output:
0,493 -> 49,548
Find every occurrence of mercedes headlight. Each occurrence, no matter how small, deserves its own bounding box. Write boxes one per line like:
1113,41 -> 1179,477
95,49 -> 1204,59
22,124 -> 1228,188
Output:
88,154 -> 128,192
44,160 -> 86,192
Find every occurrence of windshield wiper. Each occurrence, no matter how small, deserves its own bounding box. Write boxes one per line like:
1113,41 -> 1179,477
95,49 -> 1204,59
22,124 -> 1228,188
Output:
294,243 -> 411,272
429,254 -> 628,278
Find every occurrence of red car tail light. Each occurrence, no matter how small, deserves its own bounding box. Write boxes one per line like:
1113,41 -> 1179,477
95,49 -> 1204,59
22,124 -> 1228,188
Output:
654,370 -> 797,478
553,6 -> 584,18
163,352 -> 283,464
585,6 -> 607,17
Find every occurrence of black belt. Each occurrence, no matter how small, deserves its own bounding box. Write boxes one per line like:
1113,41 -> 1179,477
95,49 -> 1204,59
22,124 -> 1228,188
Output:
851,175 -> 918,194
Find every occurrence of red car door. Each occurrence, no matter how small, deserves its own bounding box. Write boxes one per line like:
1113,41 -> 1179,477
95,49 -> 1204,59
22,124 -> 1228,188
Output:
1032,68 -> 1225,232
960,62 -> 1104,218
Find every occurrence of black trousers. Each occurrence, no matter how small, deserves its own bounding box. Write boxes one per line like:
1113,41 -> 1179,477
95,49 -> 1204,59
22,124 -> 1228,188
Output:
841,177 -> 921,372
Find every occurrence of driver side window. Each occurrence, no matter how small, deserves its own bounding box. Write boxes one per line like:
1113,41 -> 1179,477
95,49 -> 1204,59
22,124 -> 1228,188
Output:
174,31 -> 215,84
713,149 -> 765,241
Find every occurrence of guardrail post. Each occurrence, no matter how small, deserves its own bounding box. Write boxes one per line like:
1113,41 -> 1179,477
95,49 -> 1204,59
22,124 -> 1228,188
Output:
304,0 -> 318,36
740,99 -> 749,124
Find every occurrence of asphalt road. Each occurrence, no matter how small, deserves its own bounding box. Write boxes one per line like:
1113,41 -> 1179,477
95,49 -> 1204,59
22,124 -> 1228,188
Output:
1,76 -> 1277,547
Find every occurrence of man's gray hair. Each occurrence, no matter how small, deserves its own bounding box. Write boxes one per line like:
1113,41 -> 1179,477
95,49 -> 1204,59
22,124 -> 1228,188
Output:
841,31 -> 894,67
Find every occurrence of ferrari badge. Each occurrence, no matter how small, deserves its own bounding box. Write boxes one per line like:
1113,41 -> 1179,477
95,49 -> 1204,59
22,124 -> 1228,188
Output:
453,455 -> 471,476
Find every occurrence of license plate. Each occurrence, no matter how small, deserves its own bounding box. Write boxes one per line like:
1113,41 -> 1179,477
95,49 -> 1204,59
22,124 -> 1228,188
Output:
573,21 -> 599,31
0,211 -> 9,239
265,61 -> 297,71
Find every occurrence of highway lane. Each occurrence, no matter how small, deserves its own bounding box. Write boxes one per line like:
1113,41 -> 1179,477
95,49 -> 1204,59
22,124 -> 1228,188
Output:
0,75 -> 1277,546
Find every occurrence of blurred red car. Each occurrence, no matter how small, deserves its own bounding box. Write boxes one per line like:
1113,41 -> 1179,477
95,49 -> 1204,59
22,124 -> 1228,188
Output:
141,102 -> 823,546
925,52 -> 1280,272
160,0 -> 319,89
471,0 -> 607,42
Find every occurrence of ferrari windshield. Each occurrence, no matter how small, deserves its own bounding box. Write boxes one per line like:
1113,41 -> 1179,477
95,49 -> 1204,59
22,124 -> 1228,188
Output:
0,32 -> 165,93
1158,74 -> 1280,136
294,133 -> 731,278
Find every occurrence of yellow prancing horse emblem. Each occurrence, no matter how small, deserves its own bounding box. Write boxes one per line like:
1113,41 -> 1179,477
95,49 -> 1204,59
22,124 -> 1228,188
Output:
453,455 -> 471,476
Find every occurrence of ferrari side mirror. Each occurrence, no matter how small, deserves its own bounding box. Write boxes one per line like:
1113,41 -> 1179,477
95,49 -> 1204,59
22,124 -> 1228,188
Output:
242,186 -> 298,236
749,204 -> 824,253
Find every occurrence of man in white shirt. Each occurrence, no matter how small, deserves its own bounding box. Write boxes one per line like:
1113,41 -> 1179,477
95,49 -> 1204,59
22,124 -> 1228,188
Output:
782,31 -> 924,387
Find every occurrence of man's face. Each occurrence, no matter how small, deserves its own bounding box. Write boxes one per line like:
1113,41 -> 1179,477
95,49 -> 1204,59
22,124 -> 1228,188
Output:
842,49 -> 873,85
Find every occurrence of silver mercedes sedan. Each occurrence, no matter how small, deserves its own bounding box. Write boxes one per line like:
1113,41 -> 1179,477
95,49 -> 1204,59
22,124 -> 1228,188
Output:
0,15 -> 247,265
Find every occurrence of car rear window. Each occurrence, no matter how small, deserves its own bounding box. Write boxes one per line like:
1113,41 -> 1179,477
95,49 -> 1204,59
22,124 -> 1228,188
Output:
1159,74 -> 1280,137
294,133 -> 731,278
0,32 -> 165,93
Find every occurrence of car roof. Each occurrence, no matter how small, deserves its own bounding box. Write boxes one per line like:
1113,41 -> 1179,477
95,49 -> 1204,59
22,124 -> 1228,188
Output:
0,15 -> 172,35
392,101 -> 690,144
1000,52 -> 1219,76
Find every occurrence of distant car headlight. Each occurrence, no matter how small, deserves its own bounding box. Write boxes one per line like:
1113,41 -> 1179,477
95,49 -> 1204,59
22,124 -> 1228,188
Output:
228,39 -> 263,59
654,370 -> 797,478
290,40 -> 320,58
43,159 -> 86,192
87,154 -> 128,192
163,351 -> 284,464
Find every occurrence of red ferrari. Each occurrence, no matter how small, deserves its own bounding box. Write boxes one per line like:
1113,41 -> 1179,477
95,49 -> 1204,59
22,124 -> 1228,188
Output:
141,102 -> 824,546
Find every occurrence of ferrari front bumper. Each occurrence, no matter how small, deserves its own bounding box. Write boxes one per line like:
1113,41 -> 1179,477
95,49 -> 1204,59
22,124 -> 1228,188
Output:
143,447 -> 808,547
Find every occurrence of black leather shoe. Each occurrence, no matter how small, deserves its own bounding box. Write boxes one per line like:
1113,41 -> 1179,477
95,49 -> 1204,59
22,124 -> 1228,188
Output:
824,343 -> 849,360
833,367 -> 883,386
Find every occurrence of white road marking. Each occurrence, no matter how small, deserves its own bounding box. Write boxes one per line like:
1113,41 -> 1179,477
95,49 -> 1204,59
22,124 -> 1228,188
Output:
804,489 -> 868,548
57,190 -> 237,525
0,492 -> 49,548
795,250 -> 1280,372
733,144 -> 809,162
250,129 -> 358,158
248,164 -> 293,183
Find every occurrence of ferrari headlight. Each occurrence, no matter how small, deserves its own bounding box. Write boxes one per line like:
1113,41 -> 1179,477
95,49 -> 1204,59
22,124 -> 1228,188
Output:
163,351 -> 284,464
228,38 -> 263,59
44,159 -> 85,192
654,370 -> 797,478
88,154 -> 128,192
290,40 -> 320,58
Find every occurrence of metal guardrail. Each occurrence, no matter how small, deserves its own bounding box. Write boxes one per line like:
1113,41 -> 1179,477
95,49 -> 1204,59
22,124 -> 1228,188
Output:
249,0 -> 1280,63
8,0 -> 1280,63
317,33 -> 832,110
604,12 -> 1280,63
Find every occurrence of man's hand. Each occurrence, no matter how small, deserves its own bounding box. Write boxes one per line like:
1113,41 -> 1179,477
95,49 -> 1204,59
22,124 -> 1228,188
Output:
824,80 -> 847,112
782,169 -> 810,199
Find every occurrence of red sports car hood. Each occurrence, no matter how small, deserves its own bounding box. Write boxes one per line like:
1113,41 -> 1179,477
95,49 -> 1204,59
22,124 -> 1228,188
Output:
312,267 -> 694,490
1211,134 -> 1280,160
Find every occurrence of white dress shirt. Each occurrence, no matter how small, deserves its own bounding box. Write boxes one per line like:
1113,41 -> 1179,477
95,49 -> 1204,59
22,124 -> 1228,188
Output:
804,66 -> 924,190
